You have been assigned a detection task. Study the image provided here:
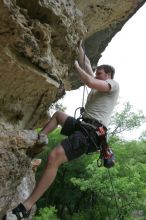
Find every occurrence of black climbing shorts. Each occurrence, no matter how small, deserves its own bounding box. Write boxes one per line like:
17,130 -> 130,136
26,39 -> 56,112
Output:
60,116 -> 99,161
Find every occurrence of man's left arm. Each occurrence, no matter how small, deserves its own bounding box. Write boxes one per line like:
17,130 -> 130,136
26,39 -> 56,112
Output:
74,60 -> 110,92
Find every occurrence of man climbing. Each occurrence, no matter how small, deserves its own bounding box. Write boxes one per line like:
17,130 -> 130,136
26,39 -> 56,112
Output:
3,41 -> 119,220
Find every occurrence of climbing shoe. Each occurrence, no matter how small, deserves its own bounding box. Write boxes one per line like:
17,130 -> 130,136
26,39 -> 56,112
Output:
2,203 -> 30,220
37,132 -> 48,145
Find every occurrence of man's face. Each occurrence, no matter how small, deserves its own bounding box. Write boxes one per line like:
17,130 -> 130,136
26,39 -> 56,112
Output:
95,68 -> 109,80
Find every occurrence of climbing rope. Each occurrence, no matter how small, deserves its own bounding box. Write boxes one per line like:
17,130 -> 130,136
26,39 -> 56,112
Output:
82,84 -> 86,108
81,41 -> 86,108
107,169 -> 122,219
74,40 -> 87,118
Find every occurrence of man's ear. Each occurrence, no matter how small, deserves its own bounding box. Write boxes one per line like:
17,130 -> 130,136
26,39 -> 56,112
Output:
107,73 -> 112,79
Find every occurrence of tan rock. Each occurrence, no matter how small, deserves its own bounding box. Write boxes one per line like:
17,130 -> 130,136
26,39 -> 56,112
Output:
0,0 -> 145,217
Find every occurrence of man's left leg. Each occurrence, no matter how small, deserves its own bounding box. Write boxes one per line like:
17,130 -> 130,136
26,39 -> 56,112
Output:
37,111 -> 69,145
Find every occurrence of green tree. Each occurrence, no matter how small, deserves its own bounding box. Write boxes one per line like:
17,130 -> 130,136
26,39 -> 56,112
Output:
33,206 -> 59,220
71,141 -> 146,219
139,130 -> 146,142
109,101 -> 146,136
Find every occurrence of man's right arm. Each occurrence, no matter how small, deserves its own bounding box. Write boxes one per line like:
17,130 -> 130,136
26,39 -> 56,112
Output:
77,41 -> 94,77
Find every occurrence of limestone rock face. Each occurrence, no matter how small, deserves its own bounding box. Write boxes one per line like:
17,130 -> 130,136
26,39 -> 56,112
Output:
0,122 -> 38,216
0,0 -> 145,217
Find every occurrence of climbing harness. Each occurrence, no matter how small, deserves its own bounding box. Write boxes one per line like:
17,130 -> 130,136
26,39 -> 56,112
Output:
80,111 -> 115,169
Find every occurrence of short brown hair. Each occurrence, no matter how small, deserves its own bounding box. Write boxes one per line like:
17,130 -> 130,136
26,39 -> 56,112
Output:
96,64 -> 115,79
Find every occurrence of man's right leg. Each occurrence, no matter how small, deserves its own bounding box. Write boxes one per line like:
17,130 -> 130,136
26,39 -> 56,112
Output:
23,144 -> 68,210
3,144 -> 68,220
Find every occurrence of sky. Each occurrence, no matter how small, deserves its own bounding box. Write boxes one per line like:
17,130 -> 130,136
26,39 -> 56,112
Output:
62,3 -> 146,139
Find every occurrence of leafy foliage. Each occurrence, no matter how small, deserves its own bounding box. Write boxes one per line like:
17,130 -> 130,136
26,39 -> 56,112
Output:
71,141 -> 146,219
139,130 -> 146,142
33,206 -> 59,220
109,102 -> 146,136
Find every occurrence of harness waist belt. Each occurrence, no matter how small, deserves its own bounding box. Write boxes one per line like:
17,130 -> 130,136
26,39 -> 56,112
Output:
82,117 -> 107,131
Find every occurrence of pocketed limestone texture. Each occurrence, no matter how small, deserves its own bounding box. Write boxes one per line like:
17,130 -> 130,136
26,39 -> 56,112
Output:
0,0 -> 145,217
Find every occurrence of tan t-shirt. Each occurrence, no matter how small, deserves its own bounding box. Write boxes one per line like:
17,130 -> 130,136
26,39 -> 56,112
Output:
83,79 -> 119,128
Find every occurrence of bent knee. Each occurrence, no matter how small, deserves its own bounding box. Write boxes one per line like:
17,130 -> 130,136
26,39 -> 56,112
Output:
47,146 -> 67,167
53,111 -> 68,126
